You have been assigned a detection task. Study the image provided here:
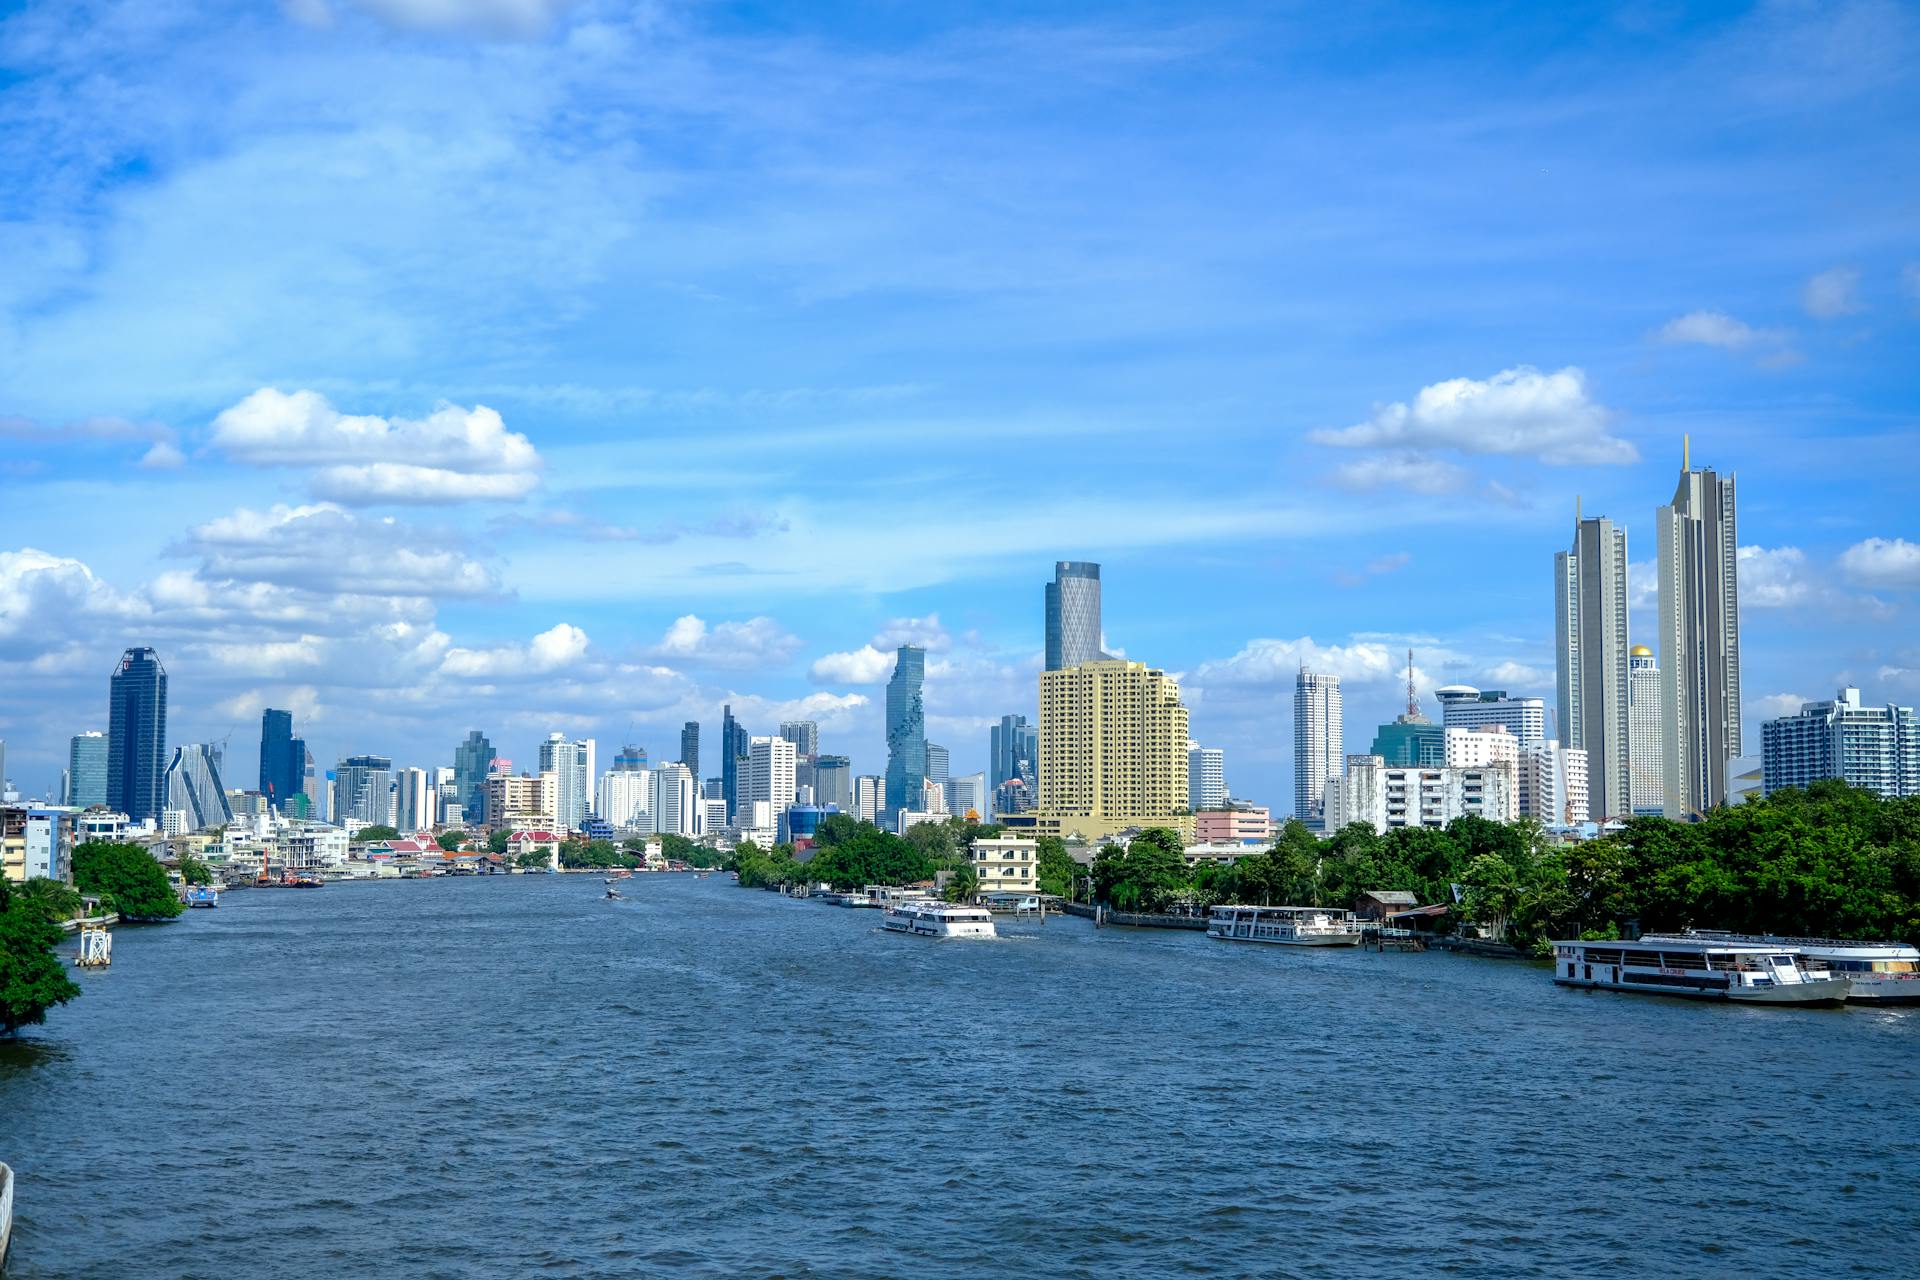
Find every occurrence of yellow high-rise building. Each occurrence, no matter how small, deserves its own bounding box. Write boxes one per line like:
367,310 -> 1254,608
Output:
1034,659 -> 1191,843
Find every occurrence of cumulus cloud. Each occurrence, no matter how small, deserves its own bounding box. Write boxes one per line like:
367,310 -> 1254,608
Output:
649,614 -> 802,668
1329,453 -> 1471,495
208,388 -> 542,504
1657,310 -> 1771,349
139,441 -> 187,470
440,622 -> 590,678
0,548 -> 147,659
1753,692 -> 1810,719
872,613 -> 951,652
809,644 -> 896,685
1189,636 -> 1413,689
177,503 -> 499,599
1802,267 -> 1862,318
1627,559 -> 1658,611
1311,366 -> 1634,466
1737,545 -> 1813,607
1838,537 -> 1920,589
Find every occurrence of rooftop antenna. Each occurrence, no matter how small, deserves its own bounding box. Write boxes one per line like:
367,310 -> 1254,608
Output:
1405,648 -> 1419,720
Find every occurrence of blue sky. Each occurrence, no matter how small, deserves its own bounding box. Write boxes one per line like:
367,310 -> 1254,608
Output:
1,0 -> 1917,809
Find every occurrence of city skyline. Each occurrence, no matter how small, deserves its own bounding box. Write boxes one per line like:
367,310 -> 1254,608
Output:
1,3 -> 1917,810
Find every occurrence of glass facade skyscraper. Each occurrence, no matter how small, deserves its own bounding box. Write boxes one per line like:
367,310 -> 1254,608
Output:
680,720 -> 700,781
1045,561 -> 1109,671
721,705 -> 750,820
1556,513 -> 1632,820
165,744 -> 233,830
258,707 -> 305,813
67,731 -> 108,809
884,646 -> 927,815
108,646 -> 168,823
1656,452 -> 1742,818
1293,667 -> 1343,828
454,730 -> 494,824
989,714 -> 1037,800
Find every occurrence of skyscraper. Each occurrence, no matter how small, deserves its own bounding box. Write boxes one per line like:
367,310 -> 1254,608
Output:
1188,744 -> 1226,810
1555,512 -> 1632,819
163,744 -> 232,831
1762,688 -> 1918,797
67,731 -> 108,809
778,721 -> 819,757
1628,647 -> 1665,815
884,646 -> 927,815
334,755 -> 394,828
1656,445 -> 1742,818
680,720 -> 700,780
454,730 -> 494,825
107,646 -> 168,823
743,736 -> 798,812
1035,658 -> 1190,842
924,742 -> 949,787
612,744 -> 648,771
539,733 -> 593,831
720,705 -> 752,821
1293,667 -> 1343,828
394,766 -> 435,830
258,708 -> 305,814
813,755 -> 853,812
1045,561 -> 1109,671
1433,686 -> 1546,748
989,714 -> 1038,798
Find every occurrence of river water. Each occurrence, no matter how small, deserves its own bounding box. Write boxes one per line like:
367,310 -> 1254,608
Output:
2,874 -> 1916,1278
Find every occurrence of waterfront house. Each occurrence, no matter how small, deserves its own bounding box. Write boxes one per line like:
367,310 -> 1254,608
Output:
968,836 -> 1038,897
1354,890 -> 1418,921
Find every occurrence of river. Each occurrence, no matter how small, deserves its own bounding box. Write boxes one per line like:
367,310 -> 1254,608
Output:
2,874 -> 1916,1277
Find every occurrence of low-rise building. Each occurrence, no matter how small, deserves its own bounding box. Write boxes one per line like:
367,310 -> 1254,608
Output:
1192,806 -> 1271,844
2,804 -> 76,884
968,836 -> 1038,896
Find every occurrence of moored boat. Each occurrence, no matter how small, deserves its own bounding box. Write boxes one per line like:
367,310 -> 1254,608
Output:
1207,905 -> 1363,946
1552,937 -> 1850,1006
185,885 -> 219,908
880,899 -> 996,939
1643,930 -> 1920,1005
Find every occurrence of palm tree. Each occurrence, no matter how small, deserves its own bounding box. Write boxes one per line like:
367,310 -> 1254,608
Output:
15,877 -> 83,924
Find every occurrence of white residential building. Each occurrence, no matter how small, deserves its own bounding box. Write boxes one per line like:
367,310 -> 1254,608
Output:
1329,753 -> 1515,833
1187,744 -> 1227,811
394,766 -> 435,831
1293,667 -> 1343,829
1628,646 -> 1664,815
538,733 -> 595,832
1444,725 -> 1520,769
921,776 -> 949,816
599,768 -> 653,829
1520,740 -> 1590,826
853,775 -> 886,823
1434,686 -> 1547,749
968,836 -> 1038,896
699,796 -> 728,837
648,763 -> 699,836
743,736 -> 798,812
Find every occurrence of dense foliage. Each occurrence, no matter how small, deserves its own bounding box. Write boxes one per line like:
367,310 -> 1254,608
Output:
437,831 -> 467,852
0,878 -> 83,1035
177,853 -> 213,885
73,841 -> 184,920
560,838 -> 638,869
725,815 -> 999,890
353,825 -> 401,842
1071,784 -> 1920,950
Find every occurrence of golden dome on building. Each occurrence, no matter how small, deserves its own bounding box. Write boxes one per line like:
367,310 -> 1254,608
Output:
1630,645 -> 1653,657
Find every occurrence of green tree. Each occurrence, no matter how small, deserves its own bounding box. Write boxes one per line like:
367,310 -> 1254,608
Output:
487,830 -> 511,855
813,813 -> 864,849
944,863 -> 980,903
904,821 -> 956,864
352,825 -> 401,842
73,841 -> 183,920
13,877 -> 84,924
1035,835 -> 1079,898
514,848 -> 551,869
436,831 -> 466,852
0,879 -> 83,1035
177,853 -> 213,885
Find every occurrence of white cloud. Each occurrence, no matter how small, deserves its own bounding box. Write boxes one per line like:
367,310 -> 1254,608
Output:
179,503 -> 499,599
1189,636 -> 1411,689
1655,310 -> 1767,349
1484,660 -> 1551,689
1738,545 -> 1813,607
1627,558 -> 1657,611
1839,537 -> 1920,589
873,613 -> 952,652
1311,366 -> 1635,465
1330,453 -> 1471,495
1754,692 -> 1810,719
440,622 -> 590,678
1802,266 -> 1862,318
208,389 -> 542,505
0,548 -> 147,659
301,0 -> 576,37
138,440 -> 186,470
649,614 -> 802,668
809,644 -> 896,685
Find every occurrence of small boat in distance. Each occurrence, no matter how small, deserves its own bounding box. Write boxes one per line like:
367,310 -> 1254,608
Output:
185,885 -> 219,909
1553,937 -> 1850,1006
1643,930 -> 1920,1005
881,899 -> 996,939
1207,905 -> 1363,946
605,887 -> 623,900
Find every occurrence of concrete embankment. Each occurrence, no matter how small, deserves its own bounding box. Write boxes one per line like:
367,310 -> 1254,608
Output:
1060,902 -> 1207,931
58,913 -> 118,935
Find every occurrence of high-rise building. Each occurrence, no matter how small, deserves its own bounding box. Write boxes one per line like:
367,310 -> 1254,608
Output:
334,755 -> 394,829
1762,688 -> 1918,797
1519,740 -> 1591,825
924,742 -> 949,787
884,646 -> 927,815
599,767 -> 652,829
394,766 -> 435,830
258,708 -> 305,814
1434,686 -> 1546,749
814,755 -> 853,812
721,705 -> 750,821
649,763 -> 699,836
1556,512 -> 1632,819
611,744 -> 648,772
779,721 -> 820,758
538,733 -> 594,831
853,774 -> 886,823
989,714 -> 1038,802
1370,719 -> 1446,768
163,744 -> 232,831
1656,445 -> 1742,818
1627,647 -> 1664,815
67,731 -> 108,809
454,730 -> 494,825
1188,744 -> 1226,810
680,721 -> 700,780
1293,667 -> 1343,828
1328,753 -> 1515,832
1045,561 -> 1109,671
744,736 -> 798,812
485,772 -> 556,831
945,772 -> 987,821
1035,658 -> 1191,842
107,646 -> 168,823
1444,725 -> 1520,769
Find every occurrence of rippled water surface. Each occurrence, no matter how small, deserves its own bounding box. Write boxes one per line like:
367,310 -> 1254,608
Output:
3,875 -> 1917,1278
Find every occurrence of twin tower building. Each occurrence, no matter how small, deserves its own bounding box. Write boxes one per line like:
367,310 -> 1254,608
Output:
1556,440 -> 1741,820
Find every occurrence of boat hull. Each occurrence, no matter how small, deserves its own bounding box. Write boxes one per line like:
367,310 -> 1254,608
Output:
1207,930 -> 1362,947
1555,977 -> 1851,1006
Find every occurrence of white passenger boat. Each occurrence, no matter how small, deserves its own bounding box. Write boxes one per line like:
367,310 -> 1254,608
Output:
1644,931 -> 1920,1005
1552,937 -> 1851,1006
1207,905 -> 1363,946
880,899 -> 997,939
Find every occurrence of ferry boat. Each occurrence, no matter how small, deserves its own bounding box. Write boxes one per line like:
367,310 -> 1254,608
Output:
1207,905 -> 1363,946
185,885 -> 219,909
880,899 -> 997,939
1644,930 -> 1920,1005
1552,937 -> 1851,1006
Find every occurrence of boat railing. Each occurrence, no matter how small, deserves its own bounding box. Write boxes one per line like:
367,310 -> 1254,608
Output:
1644,929 -> 1908,950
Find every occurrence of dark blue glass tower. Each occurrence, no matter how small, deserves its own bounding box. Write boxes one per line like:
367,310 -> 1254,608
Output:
884,646 -> 926,815
454,730 -> 494,823
107,646 -> 168,822
259,708 -> 304,812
